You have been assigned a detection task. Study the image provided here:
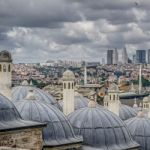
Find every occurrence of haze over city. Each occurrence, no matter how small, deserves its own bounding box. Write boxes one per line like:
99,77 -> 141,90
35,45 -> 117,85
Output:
1,0 -> 150,63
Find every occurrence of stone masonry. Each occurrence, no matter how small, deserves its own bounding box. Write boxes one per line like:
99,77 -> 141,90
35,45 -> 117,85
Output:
0,128 -> 43,150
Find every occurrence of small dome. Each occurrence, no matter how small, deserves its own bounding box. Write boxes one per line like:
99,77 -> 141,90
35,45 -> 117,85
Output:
59,94 -> 101,111
13,96 -> 82,148
108,83 -> 119,92
68,104 -> 139,149
0,50 -> 12,62
119,105 -> 137,121
0,93 -> 44,131
12,86 -> 61,109
143,96 -> 149,102
59,95 -> 89,110
62,70 -> 75,80
125,114 -> 150,150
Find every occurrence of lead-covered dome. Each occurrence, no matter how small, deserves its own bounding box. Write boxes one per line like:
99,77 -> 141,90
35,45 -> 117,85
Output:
0,93 -> 45,131
62,70 -> 75,80
12,86 -> 61,109
0,50 -> 12,62
125,112 -> 150,150
13,91 -> 82,148
68,101 -> 139,150
119,105 -> 137,121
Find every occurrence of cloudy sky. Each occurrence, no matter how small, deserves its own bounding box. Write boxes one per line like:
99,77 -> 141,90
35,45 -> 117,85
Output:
0,0 -> 150,63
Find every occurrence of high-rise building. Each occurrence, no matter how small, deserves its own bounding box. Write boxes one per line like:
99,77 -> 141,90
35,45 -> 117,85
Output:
132,54 -> 136,64
113,49 -> 118,64
122,47 -> 128,64
107,50 -> 113,65
136,50 -> 146,64
148,49 -> 150,64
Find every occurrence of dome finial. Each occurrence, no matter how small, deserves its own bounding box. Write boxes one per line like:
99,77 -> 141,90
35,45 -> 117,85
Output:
137,111 -> 145,118
88,100 -> 96,108
133,98 -> 138,108
25,88 -> 36,100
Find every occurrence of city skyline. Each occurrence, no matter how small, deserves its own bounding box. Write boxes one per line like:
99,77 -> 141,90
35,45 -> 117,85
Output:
1,0 -> 150,63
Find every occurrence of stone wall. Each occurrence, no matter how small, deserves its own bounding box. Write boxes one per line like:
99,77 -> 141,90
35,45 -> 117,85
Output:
0,128 -> 43,150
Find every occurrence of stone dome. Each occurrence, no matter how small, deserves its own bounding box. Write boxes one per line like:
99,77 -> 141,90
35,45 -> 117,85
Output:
119,104 -> 137,121
0,93 -> 45,131
12,86 -> 61,109
13,93 -> 82,148
108,83 -> 119,92
143,96 -> 149,102
0,50 -> 12,62
125,112 -> 150,150
62,70 -> 75,80
68,102 -> 139,150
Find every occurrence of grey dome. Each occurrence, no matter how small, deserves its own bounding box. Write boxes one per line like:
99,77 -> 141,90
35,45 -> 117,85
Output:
59,93 -> 101,111
0,94 -> 45,131
12,86 -> 61,109
13,97 -> 82,148
68,104 -> 139,150
125,113 -> 150,150
119,105 -> 137,121
59,95 -> 90,110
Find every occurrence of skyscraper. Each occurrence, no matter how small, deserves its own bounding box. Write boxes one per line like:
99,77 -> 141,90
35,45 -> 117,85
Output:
136,50 -> 146,64
122,47 -> 128,64
107,50 -> 113,65
148,49 -> 150,64
113,49 -> 118,64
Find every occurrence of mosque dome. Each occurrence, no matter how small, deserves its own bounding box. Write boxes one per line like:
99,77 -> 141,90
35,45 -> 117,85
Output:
13,91 -> 82,148
125,112 -> 150,150
59,93 -> 101,111
143,96 -> 149,102
12,86 -> 61,109
0,50 -> 12,62
62,70 -> 75,80
108,83 -> 119,92
0,93 -> 45,131
119,104 -> 137,121
68,101 -> 139,149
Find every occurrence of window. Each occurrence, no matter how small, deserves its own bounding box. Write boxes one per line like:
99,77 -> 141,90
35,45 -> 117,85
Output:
0,64 -> 1,72
64,83 -> 66,89
68,83 -> 70,89
113,95 -> 115,100
109,95 -> 111,100
72,83 -> 74,89
3,65 -> 6,72
8,64 -> 11,72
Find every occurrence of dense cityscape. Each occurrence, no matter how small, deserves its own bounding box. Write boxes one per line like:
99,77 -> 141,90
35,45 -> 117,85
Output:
1,0 -> 150,150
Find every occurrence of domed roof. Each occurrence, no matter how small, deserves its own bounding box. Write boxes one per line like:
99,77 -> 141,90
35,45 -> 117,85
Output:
62,70 -> 75,80
119,104 -> 137,121
108,83 -> 119,92
0,50 -> 12,62
59,94 -> 90,110
59,93 -> 101,111
125,112 -> 150,150
0,93 -> 45,131
13,93 -> 82,148
12,86 -> 61,109
68,102 -> 139,149
143,96 -> 150,102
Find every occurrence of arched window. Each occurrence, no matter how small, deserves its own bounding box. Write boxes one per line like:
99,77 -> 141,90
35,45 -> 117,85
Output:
113,95 -> 115,100
109,95 -> 111,100
3,65 -> 6,72
0,64 -> 1,72
8,64 -> 11,72
68,83 -> 70,89
64,83 -> 66,89
72,83 -> 74,89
